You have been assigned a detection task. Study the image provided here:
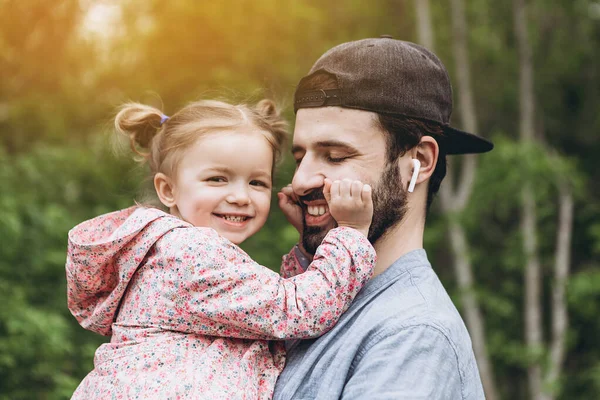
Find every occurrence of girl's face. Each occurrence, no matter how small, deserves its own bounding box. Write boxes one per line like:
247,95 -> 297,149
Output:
169,127 -> 274,244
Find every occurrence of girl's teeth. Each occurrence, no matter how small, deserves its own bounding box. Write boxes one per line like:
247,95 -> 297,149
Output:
223,215 -> 246,222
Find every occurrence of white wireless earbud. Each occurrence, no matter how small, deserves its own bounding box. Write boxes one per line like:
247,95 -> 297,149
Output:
408,159 -> 421,193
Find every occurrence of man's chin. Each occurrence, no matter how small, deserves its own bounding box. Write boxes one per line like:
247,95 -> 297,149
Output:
302,220 -> 338,255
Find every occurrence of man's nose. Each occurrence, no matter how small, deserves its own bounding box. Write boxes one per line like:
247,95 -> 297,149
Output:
292,159 -> 325,197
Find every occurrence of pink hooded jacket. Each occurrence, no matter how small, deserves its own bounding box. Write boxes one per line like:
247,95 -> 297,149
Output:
66,206 -> 375,399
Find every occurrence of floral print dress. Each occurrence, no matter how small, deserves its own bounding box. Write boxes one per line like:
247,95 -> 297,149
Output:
66,206 -> 375,400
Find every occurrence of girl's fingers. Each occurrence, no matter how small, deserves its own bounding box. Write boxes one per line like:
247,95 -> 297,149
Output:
280,185 -> 293,196
361,184 -> 372,205
277,192 -> 292,208
339,178 -> 352,198
280,184 -> 294,199
331,180 -> 341,199
280,184 -> 301,204
323,178 -> 332,202
351,180 -> 363,200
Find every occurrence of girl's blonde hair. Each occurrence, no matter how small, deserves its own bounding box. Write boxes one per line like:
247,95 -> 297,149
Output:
114,99 -> 288,180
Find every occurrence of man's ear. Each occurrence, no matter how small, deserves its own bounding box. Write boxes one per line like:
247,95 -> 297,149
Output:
413,136 -> 439,186
154,173 -> 176,208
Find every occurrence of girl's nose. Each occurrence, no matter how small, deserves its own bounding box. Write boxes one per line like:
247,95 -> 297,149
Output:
226,186 -> 251,206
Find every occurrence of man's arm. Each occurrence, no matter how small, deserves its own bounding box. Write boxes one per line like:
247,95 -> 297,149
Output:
342,325 -> 465,400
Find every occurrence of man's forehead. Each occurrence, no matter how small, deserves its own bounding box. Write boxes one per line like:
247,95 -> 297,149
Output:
293,107 -> 383,147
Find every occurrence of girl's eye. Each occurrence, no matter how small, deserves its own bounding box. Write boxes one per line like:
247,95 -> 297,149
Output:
207,176 -> 227,183
250,180 -> 270,188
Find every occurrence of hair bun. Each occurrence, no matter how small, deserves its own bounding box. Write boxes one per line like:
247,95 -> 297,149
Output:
255,99 -> 280,119
114,103 -> 164,155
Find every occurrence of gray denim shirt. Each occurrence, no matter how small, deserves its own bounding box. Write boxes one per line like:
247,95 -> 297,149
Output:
273,249 -> 485,400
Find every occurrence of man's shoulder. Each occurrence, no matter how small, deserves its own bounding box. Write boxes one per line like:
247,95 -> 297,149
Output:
275,263 -> 484,400
348,266 -> 482,397
361,263 -> 463,326
353,263 -> 473,355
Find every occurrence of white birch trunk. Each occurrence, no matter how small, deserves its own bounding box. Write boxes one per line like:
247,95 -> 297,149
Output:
513,0 -> 544,398
542,179 -> 574,400
414,1 -> 498,399
414,0 -> 434,53
522,183 -> 543,400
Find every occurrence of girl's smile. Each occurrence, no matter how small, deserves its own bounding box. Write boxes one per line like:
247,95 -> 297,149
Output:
156,127 -> 274,244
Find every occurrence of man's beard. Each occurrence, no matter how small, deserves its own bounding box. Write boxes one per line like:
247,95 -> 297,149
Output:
301,163 -> 408,254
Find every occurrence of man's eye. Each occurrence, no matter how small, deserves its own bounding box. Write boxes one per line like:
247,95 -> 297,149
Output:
294,157 -> 303,166
326,155 -> 348,163
207,176 -> 227,183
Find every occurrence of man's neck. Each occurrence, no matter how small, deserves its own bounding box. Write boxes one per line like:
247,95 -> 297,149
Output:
372,207 -> 425,277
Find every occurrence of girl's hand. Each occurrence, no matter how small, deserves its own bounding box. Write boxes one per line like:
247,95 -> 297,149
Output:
323,178 -> 373,238
277,184 -> 303,234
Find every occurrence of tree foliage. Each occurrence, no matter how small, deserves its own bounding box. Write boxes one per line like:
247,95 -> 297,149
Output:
0,0 -> 599,398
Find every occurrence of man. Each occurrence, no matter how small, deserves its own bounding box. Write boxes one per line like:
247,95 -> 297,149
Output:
274,37 -> 493,399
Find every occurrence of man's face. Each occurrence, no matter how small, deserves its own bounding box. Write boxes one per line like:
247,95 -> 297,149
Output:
292,107 -> 408,254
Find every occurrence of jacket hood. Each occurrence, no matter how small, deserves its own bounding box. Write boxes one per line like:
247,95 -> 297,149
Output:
66,206 -> 189,336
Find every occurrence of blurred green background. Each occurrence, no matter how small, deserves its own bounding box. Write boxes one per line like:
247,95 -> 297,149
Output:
0,0 -> 599,399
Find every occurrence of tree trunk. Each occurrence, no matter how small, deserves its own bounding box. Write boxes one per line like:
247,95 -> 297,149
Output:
513,0 -> 544,399
542,179 -> 573,400
414,0 -> 434,54
522,183 -> 543,399
414,1 -> 498,399
445,217 -> 498,400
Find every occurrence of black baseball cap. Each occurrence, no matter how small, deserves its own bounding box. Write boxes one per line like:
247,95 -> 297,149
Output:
294,36 -> 493,154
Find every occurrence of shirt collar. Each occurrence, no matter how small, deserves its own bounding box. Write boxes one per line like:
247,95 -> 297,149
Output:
355,248 -> 431,300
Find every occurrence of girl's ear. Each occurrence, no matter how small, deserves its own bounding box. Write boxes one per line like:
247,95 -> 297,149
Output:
154,173 -> 176,208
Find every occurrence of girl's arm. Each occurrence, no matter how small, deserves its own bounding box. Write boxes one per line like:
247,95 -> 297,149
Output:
152,225 -> 375,340
279,245 -> 309,279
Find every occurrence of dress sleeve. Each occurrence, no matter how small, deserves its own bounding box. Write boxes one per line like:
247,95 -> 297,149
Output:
152,226 -> 375,340
279,246 -> 309,279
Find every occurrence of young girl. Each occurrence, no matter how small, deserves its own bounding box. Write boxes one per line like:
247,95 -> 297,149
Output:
66,98 -> 376,399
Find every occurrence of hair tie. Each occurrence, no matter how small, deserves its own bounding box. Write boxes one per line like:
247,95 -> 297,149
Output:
160,115 -> 170,126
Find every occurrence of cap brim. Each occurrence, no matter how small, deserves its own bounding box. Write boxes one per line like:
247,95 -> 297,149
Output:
441,126 -> 494,154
